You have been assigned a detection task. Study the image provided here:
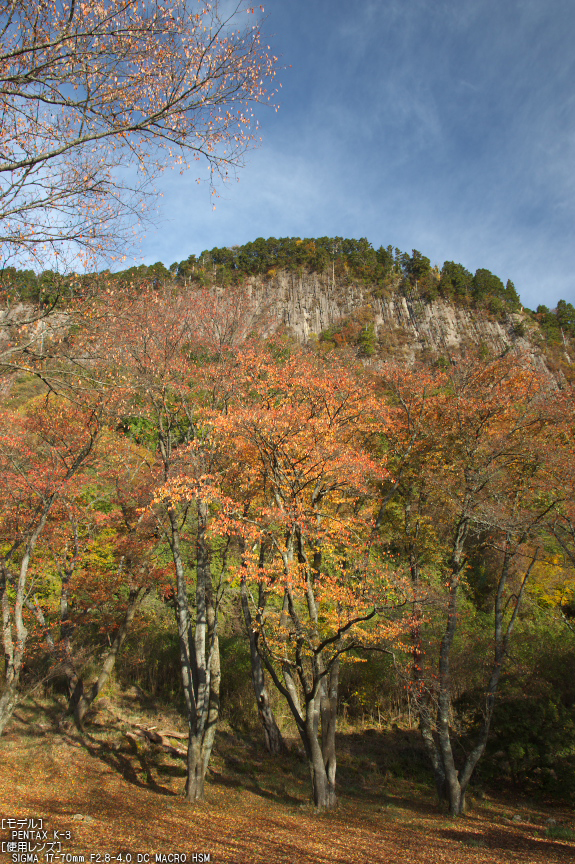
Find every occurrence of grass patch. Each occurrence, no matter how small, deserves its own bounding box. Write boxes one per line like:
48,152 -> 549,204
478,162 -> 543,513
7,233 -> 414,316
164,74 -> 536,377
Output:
461,835 -> 488,848
545,825 -> 575,841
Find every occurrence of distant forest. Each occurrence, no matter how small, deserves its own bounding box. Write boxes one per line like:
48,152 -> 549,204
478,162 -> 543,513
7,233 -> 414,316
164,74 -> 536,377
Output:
1,236 -> 574,343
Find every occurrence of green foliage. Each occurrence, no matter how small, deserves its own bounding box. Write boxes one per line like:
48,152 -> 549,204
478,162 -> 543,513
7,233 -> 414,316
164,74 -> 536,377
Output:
401,249 -> 431,284
439,261 -> 473,302
357,322 -> 377,357
471,615 -> 575,799
0,235 -> 527,323
511,320 -> 526,338
472,268 -> 505,304
117,415 -> 158,448
533,299 -> 575,346
556,299 -> 575,337
436,262 -> 524,318
219,634 -> 260,733
168,238 -> 521,318
317,306 -> 377,351
481,693 -> 575,796
339,650 -> 398,722
188,236 -> 394,287
119,596 -> 182,701
0,267 -> 41,302
504,279 -> 521,310
0,267 -> 80,305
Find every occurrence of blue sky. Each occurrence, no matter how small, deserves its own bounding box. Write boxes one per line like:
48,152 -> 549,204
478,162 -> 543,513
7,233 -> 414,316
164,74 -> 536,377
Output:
128,0 -> 575,311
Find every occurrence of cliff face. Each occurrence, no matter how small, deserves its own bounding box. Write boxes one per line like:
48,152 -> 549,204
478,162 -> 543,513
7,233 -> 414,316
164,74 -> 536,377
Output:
245,271 -> 531,362
0,272 -> 555,373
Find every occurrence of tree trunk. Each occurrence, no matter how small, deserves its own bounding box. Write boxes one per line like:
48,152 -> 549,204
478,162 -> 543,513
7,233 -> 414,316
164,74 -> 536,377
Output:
59,539 -> 80,698
447,781 -> 466,816
240,578 -> 285,754
185,735 -> 207,802
170,499 -> 221,803
0,503 -> 53,735
0,680 -> 19,736
185,499 -> 220,801
0,566 -> 19,735
254,670 -> 284,755
303,714 -> 337,809
71,586 -> 148,728
0,432 -> 96,737
406,504 -> 450,804
437,575 -> 463,815
433,517 -> 468,813
320,658 -> 339,796
415,530 -> 537,815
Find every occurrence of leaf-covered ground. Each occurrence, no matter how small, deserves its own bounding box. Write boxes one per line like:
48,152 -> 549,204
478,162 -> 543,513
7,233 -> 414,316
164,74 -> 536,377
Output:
1,695 -> 574,864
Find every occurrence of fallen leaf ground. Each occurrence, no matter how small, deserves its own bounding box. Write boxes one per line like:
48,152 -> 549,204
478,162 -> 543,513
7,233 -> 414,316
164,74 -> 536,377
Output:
1,693 -> 574,864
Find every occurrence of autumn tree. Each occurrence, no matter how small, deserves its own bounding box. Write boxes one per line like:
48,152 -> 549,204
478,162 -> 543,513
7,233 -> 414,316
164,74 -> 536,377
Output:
375,353 -> 557,815
0,397 -> 104,734
49,436 -> 168,728
211,347 -> 403,809
0,0 -> 277,265
76,282 -> 266,800
538,383 -> 575,615
19,484 -> 159,729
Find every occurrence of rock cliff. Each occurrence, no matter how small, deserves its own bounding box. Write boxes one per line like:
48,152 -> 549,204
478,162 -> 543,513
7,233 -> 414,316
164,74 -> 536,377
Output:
245,271 -> 535,363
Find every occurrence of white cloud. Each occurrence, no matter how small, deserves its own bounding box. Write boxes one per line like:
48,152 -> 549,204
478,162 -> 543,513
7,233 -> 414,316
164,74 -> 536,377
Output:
119,0 -> 575,309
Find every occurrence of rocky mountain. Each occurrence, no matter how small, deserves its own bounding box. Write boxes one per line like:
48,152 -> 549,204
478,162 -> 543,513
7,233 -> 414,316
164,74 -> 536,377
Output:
1,231 -> 573,374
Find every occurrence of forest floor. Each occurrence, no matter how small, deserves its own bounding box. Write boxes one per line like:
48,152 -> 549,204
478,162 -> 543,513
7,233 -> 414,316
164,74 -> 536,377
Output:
1,690 -> 574,864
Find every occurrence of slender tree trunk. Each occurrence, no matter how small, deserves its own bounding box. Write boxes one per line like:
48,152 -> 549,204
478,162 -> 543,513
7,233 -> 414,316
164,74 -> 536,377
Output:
437,574 -> 464,814
405,502 -> 449,803
415,527 -> 537,815
59,539 -> 80,697
169,505 -> 201,801
0,568 -> 20,733
185,500 -> 212,802
412,596 -> 448,801
320,657 -> 339,797
0,683 -> 18,736
0,502 -> 53,735
435,517 -> 469,815
171,499 -> 221,803
71,586 -> 149,728
192,503 -> 221,797
240,578 -> 285,754
258,621 -> 340,809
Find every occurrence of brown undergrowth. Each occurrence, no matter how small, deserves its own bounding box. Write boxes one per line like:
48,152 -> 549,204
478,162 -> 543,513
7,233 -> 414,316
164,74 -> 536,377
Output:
1,692 -> 574,864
